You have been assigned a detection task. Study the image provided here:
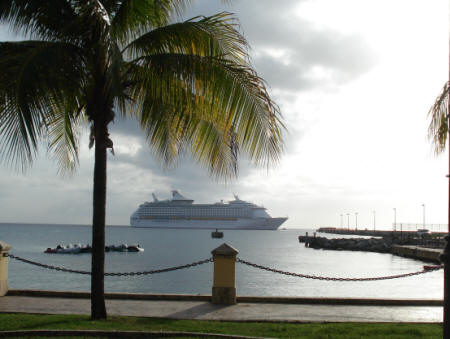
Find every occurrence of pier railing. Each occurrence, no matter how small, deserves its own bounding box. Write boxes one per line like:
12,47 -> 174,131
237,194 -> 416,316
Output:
393,223 -> 448,232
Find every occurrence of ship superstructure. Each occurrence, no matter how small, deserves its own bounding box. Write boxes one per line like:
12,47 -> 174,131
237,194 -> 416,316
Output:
130,190 -> 287,230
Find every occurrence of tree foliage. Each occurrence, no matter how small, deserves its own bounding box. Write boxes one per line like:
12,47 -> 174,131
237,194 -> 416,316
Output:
428,81 -> 449,154
0,1 -> 284,176
0,0 -> 285,319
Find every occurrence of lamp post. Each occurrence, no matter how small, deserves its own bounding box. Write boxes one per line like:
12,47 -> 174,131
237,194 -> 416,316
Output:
393,208 -> 397,232
340,214 -> 343,228
422,204 -> 426,230
347,213 -> 350,230
373,211 -> 376,232
355,212 -> 358,231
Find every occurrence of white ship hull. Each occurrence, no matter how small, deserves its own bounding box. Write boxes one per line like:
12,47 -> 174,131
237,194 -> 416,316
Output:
130,217 -> 286,230
130,191 -> 287,230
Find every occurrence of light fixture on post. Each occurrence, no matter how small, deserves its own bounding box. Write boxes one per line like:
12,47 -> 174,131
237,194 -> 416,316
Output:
393,208 -> 397,232
373,211 -> 376,232
422,204 -> 426,230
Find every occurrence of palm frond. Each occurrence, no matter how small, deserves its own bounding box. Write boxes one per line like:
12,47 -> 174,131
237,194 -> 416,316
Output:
0,0 -> 78,42
0,40 -> 85,170
46,104 -> 85,175
428,81 -> 449,154
110,0 -> 193,44
124,12 -> 247,64
127,51 -> 284,178
1,0 -> 284,180
188,118 -> 240,178
130,91 -> 239,178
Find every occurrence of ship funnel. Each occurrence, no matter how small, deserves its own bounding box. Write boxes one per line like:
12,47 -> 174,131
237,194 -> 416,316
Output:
152,193 -> 159,202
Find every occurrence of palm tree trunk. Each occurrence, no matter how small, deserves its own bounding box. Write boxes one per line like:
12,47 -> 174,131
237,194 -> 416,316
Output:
91,118 -> 108,320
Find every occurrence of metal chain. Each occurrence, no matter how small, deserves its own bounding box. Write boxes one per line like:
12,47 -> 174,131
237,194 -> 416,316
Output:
9,254 -> 91,275
8,254 -> 212,276
105,258 -> 212,276
9,254 -> 443,281
236,258 -> 443,281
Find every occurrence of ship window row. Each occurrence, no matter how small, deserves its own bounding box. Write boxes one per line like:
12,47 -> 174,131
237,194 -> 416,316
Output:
140,208 -> 252,217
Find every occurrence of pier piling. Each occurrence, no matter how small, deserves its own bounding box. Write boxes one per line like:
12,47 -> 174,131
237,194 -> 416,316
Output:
211,243 -> 238,305
0,241 -> 11,296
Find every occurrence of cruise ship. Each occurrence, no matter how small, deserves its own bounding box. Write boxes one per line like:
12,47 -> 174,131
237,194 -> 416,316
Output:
130,191 -> 287,230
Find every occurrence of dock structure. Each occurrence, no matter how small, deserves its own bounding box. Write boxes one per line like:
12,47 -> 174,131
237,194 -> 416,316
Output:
316,227 -> 447,238
391,245 -> 442,263
309,228 -> 444,263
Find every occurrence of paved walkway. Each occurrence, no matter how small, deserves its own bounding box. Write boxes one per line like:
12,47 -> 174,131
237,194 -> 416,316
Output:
0,294 -> 442,323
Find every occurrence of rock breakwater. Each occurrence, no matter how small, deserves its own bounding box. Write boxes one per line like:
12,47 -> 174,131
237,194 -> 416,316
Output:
298,236 -> 392,253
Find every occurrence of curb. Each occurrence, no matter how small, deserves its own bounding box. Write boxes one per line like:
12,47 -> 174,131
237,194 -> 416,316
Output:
7,289 -> 211,301
6,289 -> 443,306
0,329 -> 272,338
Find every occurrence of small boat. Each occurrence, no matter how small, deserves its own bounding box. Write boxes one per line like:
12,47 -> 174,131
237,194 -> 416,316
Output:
44,247 -> 57,254
211,229 -> 224,238
127,244 -> 144,252
51,244 -> 85,254
79,245 -> 92,253
45,244 -> 86,254
45,243 -> 143,254
106,244 -> 144,252
106,244 -> 128,252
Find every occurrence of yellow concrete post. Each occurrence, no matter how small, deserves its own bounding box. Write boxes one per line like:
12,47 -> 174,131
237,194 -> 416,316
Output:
0,241 -> 11,296
211,243 -> 239,305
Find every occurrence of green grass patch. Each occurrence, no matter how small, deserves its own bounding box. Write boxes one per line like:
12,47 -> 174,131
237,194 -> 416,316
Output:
0,313 -> 442,338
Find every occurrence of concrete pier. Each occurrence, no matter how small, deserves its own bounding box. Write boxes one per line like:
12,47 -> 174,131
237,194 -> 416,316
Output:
317,227 -> 447,238
302,232 -> 443,263
391,245 -> 442,263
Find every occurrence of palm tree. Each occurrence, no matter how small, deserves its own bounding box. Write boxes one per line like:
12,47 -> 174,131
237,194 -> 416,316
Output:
428,82 -> 449,154
0,1 -> 284,319
428,81 -> 449,338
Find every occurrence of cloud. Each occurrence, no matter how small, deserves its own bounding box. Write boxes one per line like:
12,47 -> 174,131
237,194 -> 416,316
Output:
185,0 -> 376,93
104,0 -> 377,192
2,0 -> 444,229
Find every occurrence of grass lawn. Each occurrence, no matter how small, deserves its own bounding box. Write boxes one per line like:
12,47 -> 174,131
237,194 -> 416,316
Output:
0,313 -> 442,338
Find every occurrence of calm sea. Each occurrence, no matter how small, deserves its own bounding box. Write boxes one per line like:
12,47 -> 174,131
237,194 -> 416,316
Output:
0,223 -> 443,299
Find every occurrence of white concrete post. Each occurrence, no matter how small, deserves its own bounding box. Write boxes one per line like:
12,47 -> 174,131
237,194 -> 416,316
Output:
0,241 -> 11,296
211,243 -> 239,305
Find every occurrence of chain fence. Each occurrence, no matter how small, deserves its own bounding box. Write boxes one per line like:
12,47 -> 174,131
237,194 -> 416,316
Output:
8,253 -> 443,281
8,254 -> 212,276
236,258 -> 443,281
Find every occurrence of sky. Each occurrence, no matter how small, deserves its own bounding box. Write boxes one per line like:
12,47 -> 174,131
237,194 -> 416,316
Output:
0,0 -> 448,230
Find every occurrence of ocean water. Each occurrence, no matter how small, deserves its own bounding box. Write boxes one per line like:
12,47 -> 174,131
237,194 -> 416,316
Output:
0,223 -> 443,299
